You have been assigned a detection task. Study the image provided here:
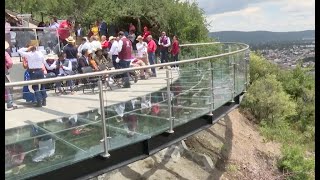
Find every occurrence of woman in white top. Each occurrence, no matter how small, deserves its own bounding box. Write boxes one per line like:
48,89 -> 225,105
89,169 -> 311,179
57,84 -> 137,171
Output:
135,35 -> 148,64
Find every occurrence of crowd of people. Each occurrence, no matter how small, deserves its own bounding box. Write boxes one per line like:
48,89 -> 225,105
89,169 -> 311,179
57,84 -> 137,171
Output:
5,16 -> 181,111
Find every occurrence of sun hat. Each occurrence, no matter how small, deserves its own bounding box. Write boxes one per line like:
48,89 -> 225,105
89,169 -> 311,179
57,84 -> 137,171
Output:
136,35 -> 143,40
66,36 -> 76,43
109,36 -> 116,41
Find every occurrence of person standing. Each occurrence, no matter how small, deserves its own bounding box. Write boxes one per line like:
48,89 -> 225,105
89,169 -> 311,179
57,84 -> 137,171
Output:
136,35 -> 148,62
147,35 -> 157,77
58,17 -> 74,46
75,24 -> 84,45
91,21 -> 100,40
108,36 -> 119,69
117,31 -> 133,88
99,19 -> 108,37
158,31 -> 171,68
5,20 -> 11,49
5,41 -> 17,110
49,17 -> 59,29
129,23 -> 136,33
142,26 -> 151,41
63,36 -> 78,73
171,35 -> 180,70
18,41 -> 48,107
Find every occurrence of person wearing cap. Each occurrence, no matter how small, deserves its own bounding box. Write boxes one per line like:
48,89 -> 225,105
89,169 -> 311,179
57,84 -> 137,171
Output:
108,36 -> 119,69
94,48 -> 109,67
117,31 -> 134,88
136,35 -> 148,62
63,36 -> 78,72
5,41 -> 17,110
17,41 -> 48,107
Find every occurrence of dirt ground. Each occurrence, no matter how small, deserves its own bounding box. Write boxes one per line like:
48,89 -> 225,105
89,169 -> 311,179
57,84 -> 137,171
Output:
93,108 -> 283,180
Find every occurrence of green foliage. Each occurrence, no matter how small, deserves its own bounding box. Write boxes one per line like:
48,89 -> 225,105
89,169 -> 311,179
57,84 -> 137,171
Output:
5,0 -> 209,42
249,53 -> 280,83
278,145 -> 315,180
242,74 -> 296,123
242,52 -> 315,179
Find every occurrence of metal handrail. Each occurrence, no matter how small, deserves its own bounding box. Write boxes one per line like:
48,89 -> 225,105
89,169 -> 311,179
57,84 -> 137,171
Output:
5,42 -> 249,88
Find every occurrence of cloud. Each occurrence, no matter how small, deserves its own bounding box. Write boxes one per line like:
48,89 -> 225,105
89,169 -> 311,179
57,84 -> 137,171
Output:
199,0 -> 315,32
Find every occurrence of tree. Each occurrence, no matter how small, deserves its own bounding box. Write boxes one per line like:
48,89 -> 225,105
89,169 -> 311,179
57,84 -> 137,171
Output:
243,74 -> 296,124
5,0 -> 209,42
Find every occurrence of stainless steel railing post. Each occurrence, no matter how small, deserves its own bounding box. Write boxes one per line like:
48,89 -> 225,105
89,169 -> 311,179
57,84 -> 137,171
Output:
166,68 -> 174,133
98,78 -> 110,158
230,45 -> 235,103
208,60 -> 214,116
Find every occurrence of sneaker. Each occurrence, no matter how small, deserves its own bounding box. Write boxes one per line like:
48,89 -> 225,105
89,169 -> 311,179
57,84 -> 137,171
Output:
42,99 -> 46,106
6,107 -> 14,111
140,75 -> 146,80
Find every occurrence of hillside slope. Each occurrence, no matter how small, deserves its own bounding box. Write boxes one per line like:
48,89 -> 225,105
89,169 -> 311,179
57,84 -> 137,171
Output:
91,109 -> 283,180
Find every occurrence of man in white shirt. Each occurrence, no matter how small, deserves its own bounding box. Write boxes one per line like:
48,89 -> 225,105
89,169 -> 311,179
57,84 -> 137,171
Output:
108,36 -> 119,69
18,44 -> 48,107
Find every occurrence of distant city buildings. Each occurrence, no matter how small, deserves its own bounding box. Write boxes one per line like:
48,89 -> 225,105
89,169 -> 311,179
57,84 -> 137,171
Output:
257,42 -> 315,69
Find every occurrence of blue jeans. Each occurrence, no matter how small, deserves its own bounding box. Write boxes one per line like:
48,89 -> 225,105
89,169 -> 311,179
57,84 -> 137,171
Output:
112,55 -> 120,69
28,69 -> 47,103
118,60 -> 131,86
56,75 -> 74,91
148,52 -> 156,75
160,48 -> 169,63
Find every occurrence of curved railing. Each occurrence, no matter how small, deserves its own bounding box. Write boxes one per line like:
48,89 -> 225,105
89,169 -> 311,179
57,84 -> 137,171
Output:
5,29 -> 250,179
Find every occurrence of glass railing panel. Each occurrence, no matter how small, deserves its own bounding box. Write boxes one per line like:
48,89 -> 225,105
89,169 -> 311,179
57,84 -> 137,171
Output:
5,78 -> 105,179
172,60 -> 212,127
235,51 -> 246,95
179,46 -> 198,59
9,27 -> 60,57
5,123 -> 94,180
35,28 -> 61,54
212,55 -> 234,109
104,69 -> 175,150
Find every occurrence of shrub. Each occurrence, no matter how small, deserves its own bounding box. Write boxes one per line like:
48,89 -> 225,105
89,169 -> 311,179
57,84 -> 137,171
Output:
278,145 -> 314,180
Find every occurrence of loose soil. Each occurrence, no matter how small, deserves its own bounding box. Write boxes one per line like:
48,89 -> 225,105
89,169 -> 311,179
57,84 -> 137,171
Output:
93,108 -> 283,180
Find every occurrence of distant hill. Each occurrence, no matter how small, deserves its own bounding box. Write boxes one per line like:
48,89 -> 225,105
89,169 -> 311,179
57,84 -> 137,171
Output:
209,30 -> 315,45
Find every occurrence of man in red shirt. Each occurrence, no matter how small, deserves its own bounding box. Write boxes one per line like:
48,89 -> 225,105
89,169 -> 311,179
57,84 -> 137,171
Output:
58,17 -> 74,47
147,35 -> 157,77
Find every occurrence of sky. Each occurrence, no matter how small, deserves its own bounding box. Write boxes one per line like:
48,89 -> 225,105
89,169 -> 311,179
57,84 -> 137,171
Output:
188,0 -> 315,32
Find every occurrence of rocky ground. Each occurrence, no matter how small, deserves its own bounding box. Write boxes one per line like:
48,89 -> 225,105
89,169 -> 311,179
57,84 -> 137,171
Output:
91,109 -> 284,180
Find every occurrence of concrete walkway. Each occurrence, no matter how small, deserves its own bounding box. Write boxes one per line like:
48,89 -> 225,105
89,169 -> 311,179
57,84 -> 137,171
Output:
5,69 -> 179,129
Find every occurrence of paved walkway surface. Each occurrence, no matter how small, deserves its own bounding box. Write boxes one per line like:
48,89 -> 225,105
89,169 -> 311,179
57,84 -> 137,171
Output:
5,69 -> 179,130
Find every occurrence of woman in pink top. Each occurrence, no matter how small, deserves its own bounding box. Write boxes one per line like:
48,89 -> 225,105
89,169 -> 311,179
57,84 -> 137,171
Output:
5,41 -> 17,110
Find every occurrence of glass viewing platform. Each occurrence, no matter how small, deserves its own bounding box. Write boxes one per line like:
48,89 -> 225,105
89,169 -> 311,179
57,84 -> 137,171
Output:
5,27 -> 249,179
